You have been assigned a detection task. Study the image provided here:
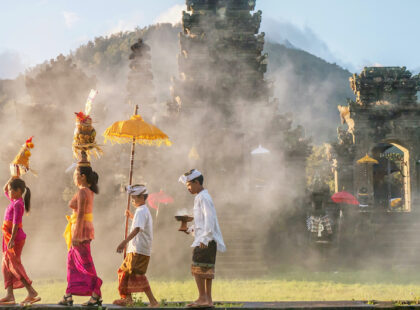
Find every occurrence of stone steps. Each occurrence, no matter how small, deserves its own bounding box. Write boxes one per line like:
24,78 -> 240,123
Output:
366,213 -> 420,265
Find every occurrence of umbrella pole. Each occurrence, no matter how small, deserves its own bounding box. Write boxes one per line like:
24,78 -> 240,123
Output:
124,105 -> 138,258
156,202 -> 160,219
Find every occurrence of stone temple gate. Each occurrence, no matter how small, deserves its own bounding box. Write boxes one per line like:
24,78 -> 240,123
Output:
333,67 -> 420,212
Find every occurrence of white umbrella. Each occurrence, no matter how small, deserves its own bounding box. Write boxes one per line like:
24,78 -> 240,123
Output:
251,145 -> 270,155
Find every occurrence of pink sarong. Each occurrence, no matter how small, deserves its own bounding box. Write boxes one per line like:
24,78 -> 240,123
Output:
66,241 -> 102,296
2,221 -> 32,289
2,239 -> 32,289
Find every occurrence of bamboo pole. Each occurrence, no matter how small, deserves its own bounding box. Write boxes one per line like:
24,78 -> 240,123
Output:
124,104 -> 138,258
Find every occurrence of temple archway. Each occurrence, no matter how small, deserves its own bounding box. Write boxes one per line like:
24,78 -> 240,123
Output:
371,141 -> 410,211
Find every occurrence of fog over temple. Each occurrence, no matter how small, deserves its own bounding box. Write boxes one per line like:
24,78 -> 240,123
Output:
1,0 -> 420,306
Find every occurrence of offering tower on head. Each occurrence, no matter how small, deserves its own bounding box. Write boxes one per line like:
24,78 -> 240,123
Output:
72,89 -> 103,162
10,136 -> 36,177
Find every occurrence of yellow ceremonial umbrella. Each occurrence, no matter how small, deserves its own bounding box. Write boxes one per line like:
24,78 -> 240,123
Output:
356,154 -> 379,164
103,105 -> 171,253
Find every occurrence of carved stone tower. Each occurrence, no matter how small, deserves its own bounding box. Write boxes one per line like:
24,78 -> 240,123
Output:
127,39 -> 156,115
170,0 -> 269,117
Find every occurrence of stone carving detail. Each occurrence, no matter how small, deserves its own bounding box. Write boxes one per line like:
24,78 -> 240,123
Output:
331,127 -> 355,162
350,67 -> 420,106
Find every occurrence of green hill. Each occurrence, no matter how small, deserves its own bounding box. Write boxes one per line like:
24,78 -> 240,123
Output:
265,42 -> 354,142
0,23 -> 354,142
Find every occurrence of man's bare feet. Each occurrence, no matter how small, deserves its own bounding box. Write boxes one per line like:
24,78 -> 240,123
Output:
187,298 -> 210,308
148,301 -> 160,308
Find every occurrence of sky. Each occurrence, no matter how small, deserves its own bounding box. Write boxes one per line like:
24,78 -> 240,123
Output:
0,0 -> 419,78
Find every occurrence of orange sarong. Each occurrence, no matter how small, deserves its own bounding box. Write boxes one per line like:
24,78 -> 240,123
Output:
118,253 -> 150,297
2,221 -> 32,289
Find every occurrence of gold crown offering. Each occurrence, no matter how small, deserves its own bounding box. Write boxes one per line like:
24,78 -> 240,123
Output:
72,90 -> 103,160
10,137 -> 35,176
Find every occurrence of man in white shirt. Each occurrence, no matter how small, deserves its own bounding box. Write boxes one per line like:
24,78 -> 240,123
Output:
113,184 -> 158,307
179,169 -> 226,308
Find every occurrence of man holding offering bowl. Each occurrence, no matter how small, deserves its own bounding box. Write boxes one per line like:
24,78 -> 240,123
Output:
178,169 -> 226,308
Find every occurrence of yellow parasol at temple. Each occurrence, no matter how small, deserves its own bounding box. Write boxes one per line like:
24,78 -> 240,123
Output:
103,105 -> 171,255
356,154 -> 379,164
103,114 -> 171,147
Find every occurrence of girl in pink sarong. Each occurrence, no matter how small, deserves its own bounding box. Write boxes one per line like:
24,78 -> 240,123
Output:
59,165 -> 102,306
0,177 -> 40,305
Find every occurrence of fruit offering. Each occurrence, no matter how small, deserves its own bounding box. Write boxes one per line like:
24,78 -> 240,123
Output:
72,111 -> 102,159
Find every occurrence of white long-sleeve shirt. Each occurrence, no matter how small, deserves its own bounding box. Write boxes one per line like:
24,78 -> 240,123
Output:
190,189 -> 226,252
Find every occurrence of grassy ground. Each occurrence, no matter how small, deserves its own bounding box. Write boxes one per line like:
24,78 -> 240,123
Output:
7,269 -> 420,304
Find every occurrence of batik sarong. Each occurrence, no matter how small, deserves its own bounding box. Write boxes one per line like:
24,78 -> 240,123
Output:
191,240 -> 217,279
2,221 -> 32,289
118,253 -> 150,297
66,241 -> 102,296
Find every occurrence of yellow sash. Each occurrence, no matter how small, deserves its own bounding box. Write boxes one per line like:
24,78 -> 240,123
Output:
63,213 -> 93,250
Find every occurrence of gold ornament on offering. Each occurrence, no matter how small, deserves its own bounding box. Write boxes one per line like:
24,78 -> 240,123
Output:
72,89 -> 103,160
10,136 -> 36,176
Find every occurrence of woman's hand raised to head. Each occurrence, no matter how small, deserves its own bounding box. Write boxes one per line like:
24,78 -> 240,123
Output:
3,177 -> 15,193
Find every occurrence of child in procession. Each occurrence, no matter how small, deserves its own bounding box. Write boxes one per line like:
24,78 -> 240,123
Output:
0,177 -> 40,306
179,169 -> 226,308
113,184 -> 159,307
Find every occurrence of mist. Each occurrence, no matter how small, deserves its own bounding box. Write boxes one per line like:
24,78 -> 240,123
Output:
0,5 -> 357,285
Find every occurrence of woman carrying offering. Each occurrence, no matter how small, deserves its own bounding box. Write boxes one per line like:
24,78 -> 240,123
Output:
59,162 -> 102,306
0,177 -> 40,305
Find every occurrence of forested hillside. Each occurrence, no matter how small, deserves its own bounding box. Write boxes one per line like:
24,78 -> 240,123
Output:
0,23 -> 354,142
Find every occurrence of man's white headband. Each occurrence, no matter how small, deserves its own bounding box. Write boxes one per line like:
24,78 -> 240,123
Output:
179,169 -> 202,185
126,185 -> 148,196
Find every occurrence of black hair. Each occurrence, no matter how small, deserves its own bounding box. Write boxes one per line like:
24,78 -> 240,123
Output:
131,184 -> 148,201
191,175 -> 204,186
78,166 -> 99,194
9,178 -> 31,213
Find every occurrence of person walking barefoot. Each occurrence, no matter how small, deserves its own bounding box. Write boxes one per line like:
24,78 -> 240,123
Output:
179,169 -> 226,308
113,184 -> 159,308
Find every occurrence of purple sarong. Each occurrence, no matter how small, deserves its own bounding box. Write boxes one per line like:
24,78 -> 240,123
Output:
66,241 -> 102,296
